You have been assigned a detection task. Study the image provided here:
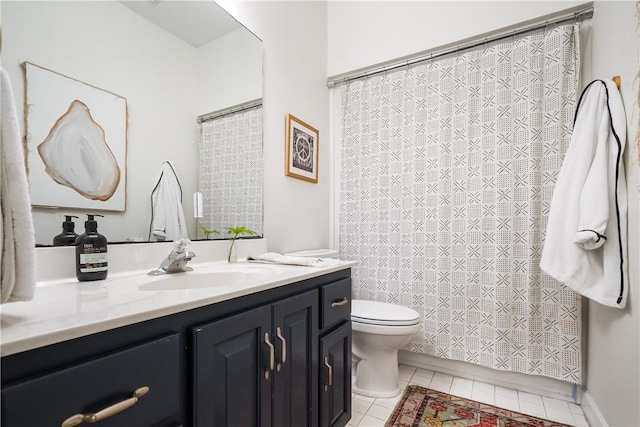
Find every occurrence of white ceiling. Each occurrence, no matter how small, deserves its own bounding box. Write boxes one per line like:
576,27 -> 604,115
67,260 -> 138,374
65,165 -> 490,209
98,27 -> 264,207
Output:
119,0 -> 242,48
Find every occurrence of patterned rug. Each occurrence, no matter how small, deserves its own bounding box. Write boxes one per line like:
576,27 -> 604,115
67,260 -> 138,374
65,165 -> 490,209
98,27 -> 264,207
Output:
385,385 -> 571,427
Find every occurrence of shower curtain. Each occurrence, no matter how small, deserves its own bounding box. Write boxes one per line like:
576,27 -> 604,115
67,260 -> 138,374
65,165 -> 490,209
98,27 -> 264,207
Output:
337,25 -> 582,383
197,107 -> 263,237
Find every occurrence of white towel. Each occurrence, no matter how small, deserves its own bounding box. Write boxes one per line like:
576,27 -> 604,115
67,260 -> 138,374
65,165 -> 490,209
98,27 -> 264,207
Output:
540,79 -> 628,308
149,161 -> 188,242
0,68 -> 36,303
248,252 -> 344,268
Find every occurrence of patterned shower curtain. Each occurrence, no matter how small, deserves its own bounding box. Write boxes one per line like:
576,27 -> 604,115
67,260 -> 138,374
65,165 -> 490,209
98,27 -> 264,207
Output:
337,25 -> 582,383
198,107 -> 263,238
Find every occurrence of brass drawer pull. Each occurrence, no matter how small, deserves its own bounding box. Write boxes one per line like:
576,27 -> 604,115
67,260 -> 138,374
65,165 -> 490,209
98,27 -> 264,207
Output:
264,332 -> 275,380
61,386 -> 150,427
275,327 -> 286,371
331,297 -> 349,307
323,357 -> 333,392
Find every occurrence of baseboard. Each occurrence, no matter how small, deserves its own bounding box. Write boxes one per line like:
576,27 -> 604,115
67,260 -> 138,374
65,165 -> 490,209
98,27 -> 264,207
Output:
581,391 -> 609,427
398,351 -> 578,403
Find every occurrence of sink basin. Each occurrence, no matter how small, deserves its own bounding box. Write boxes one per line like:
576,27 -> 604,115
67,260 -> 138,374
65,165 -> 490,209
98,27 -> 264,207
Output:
107,263 -> 281,292
139,268 -> 271,291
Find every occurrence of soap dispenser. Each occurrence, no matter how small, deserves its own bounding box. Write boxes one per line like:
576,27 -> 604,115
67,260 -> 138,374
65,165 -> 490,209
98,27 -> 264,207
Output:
76,214 -> 108,281
53,215 -> 79,246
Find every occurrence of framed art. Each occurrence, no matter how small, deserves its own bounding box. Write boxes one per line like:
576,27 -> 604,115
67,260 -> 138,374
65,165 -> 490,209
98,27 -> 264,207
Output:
24,62 -> 127,211
285,114 -> 319,183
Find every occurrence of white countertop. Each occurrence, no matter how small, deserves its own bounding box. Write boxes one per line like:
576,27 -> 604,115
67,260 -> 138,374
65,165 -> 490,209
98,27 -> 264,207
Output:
0,260 -> 356,357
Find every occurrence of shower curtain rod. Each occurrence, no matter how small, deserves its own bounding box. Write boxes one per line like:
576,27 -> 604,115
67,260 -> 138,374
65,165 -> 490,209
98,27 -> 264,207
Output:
197,98 -> 262,123
326,6 -> 593,88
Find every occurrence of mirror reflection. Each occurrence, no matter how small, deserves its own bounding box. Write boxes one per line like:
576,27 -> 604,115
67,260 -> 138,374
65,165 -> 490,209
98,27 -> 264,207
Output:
2,0 -> 263,245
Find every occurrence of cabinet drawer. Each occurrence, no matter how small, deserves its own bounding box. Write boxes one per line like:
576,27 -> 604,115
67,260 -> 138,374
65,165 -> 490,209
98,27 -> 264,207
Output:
2,334 -> 181,427
321,278 -> 351,330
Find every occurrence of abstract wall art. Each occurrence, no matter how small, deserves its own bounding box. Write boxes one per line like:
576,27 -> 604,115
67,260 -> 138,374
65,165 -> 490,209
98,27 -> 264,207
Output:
23,62 -> 127,211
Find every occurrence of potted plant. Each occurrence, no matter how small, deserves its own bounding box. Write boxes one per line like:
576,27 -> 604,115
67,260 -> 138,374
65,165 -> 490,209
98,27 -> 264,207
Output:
198,226 -> 220,240
227,226 -> 256,262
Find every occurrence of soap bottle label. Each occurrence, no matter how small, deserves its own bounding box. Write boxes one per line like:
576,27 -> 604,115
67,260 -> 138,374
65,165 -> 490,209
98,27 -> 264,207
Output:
79,245 -> 108,273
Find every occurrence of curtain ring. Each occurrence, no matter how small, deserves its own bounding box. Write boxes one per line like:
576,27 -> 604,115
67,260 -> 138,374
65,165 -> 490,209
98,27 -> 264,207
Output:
427,53 -> 435,70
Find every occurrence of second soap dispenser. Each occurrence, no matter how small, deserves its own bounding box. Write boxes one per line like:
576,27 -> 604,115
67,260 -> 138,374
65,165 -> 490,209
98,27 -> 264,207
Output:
76,214 -> 108,281
53,215 -> 79,246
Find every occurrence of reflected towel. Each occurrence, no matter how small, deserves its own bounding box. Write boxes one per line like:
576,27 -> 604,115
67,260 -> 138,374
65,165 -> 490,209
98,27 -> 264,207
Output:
248,252 -> 344,268
149,162 -> 188,242
1,67 -> 36,303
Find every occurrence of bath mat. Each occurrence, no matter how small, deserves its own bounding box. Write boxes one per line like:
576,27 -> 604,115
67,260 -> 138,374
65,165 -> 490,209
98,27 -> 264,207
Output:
385,385 -> 571,427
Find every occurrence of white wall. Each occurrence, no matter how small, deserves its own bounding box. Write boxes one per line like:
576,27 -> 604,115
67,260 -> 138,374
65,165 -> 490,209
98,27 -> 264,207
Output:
197,27 -> 263,114
327,1 -> 639,426
327,1 -> 587,78
218,1 -> 331,253
583,3 -> 639,426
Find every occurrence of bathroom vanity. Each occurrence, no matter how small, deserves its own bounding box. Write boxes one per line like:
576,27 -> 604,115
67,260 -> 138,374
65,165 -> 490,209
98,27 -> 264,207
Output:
0,261 -> 353,427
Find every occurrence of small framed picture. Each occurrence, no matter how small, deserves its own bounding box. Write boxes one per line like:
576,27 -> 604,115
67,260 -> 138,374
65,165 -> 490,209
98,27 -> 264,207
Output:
285,114 -> 319,183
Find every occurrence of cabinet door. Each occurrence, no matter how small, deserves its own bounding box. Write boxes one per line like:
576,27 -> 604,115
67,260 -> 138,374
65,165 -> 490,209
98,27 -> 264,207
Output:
192,305 -> 272,427
2,334 -> 181,427
272,290 -> 319,427
320,322 -> 352,427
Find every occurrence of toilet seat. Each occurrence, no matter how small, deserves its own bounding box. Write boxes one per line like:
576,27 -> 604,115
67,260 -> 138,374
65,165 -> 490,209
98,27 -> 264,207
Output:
351,300 -> 420,326
352,320 -> 421,336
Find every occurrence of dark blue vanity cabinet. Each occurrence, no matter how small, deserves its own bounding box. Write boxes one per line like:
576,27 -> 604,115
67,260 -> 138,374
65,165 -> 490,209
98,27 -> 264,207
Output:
0,269 -> 352,427
2,334 -> 182,427
192,290 -> 318,426
319,279 -> 352,427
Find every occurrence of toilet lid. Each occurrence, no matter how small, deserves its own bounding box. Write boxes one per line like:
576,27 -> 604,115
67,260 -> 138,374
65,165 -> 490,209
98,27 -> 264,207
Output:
351,300 -> 420,326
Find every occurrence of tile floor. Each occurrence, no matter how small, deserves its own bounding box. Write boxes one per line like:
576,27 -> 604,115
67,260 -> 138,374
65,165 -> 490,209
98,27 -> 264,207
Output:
347,364 -> 589,427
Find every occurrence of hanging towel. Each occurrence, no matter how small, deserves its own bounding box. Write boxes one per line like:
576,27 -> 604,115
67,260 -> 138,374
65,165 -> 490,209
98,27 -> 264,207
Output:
540,79 -> 628,308
0,67 -> 36,303
149,161 -> 188,241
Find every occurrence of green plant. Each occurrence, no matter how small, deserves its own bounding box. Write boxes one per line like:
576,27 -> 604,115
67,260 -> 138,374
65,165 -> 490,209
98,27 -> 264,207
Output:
227,226 -> 257,262
198,226 -> 220,239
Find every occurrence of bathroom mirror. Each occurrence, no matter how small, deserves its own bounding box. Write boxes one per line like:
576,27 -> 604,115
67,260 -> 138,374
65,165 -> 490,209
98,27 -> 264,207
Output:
1,0 -> 263,245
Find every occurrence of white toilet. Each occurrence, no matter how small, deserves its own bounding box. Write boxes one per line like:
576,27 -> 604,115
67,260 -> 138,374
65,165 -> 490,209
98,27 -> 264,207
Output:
351,300 -> 421,398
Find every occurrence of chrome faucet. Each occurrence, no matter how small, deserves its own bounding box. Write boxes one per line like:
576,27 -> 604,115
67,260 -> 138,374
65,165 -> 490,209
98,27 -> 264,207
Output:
149,238 -> 196,275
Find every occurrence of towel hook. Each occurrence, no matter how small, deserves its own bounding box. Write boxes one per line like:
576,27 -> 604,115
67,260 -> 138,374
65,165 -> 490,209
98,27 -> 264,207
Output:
612,76 -> 621,89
